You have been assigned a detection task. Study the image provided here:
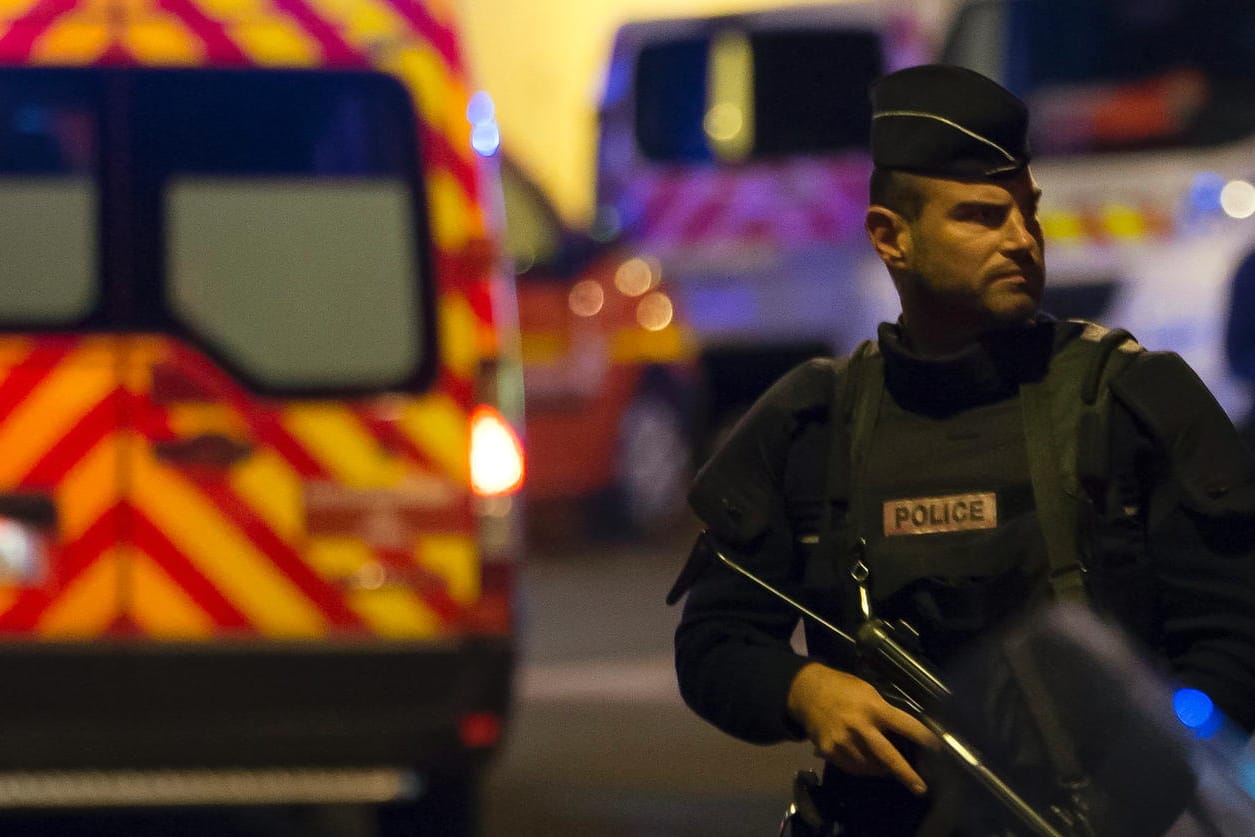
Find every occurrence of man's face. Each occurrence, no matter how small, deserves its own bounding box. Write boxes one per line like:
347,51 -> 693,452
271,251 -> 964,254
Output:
902,170 -> 1045,329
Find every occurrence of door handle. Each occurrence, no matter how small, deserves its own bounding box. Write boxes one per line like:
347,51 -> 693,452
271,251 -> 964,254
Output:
153,433 -> 254,468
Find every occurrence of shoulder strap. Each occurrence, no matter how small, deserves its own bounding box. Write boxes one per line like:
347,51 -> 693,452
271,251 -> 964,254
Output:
1021,322 -> 1142,604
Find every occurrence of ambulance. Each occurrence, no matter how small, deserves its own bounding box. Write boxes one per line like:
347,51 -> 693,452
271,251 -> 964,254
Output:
941,0 -> 1255,421
0,0 -> 523,831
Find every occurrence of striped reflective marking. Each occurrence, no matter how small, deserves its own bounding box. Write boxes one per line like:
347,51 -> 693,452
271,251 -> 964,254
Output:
131,458 -> 332,636
281,405 -> 405,490
53,426 -> 122,544
0,0 -> 78,60
0,347 -> 116,487
400,394 -> 468,484
227,16 -> 320,64
36,545 -> 120,636
227,449 -> 304,544
129,550 -> 219,638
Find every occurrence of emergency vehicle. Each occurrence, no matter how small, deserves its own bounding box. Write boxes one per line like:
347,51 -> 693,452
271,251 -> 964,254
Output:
0,0 -> 523,831
941,0 -> 1255,421
502,158 -> 695,539
595,2 -> 927,449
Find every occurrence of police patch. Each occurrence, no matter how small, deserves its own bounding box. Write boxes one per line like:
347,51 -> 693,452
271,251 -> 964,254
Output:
883,492 -> 997,536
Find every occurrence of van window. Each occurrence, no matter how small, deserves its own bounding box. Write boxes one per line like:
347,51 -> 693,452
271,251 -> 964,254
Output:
0,78 -> 99,324
944,0 -> 1255,154
132,70 -> 428,392
634,28 -> 881,163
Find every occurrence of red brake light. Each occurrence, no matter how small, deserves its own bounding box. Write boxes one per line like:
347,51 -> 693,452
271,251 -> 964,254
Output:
469,406 -> 524,497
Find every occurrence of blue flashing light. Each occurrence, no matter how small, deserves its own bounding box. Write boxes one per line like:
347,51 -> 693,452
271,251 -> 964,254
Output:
1187,172 -> 1226,215
471,123 -> 501,157
1173,687 -> 1214,727
1173,688 -> 1222,738
467,91 -> 495,127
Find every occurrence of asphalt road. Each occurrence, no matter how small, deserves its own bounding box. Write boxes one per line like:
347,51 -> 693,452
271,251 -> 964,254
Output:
481,529 -> 815,837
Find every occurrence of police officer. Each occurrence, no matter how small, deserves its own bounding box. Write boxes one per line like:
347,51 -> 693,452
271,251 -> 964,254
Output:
672,65 -> 1255,835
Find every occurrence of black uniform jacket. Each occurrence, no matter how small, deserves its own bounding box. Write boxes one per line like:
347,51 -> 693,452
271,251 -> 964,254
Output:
675,318 -> 1255,756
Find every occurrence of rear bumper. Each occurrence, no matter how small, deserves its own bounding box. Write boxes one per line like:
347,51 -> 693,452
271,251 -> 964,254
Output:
0,638 -> 513,773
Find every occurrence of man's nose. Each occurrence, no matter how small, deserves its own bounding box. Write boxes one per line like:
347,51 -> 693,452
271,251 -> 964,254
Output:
1002,209 -> 1038,251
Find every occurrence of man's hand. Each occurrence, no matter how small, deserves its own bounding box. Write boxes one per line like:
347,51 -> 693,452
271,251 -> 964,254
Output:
786,662 -> 939,795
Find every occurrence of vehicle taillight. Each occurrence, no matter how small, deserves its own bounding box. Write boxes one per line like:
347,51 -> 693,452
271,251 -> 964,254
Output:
469,405 -> 524,497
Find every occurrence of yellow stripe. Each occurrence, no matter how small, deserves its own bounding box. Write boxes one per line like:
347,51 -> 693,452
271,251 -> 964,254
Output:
132,454 -> 327,636
416,532 -> 476,603
126,18 -> 205,64
427,167 -> 481,253
1041,211 -> 1086,242
0,338 -> 34,367
1101,204 -> 1146,240
281,406 -> 404,489
228,448 -> 304,544
38,548 -> 120,637
31,20 -> 110,64
392,44 -> 472,159
347,588 -> 441,637
57,432 -> 123,544
439,292 -> 479,379
129,551 -> 217,638
608,324 -> 692,365
0,0 -> 46,20
520,330 -> 569,365
0,345 -> 118,487
229,18 -> 321,65
399,394 -> 467,483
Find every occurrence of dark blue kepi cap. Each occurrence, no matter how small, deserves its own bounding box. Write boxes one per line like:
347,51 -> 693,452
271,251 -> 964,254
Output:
870,64 -> 1031,178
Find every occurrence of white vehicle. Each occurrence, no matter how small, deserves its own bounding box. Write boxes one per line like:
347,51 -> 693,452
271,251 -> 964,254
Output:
941,0 -> 1255,420
595,3 -> 927,446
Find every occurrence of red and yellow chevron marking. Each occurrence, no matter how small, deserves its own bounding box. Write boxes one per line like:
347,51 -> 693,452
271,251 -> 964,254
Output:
0,336 -> 478,641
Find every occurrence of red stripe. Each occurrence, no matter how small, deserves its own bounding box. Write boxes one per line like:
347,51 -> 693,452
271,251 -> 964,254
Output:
18,386 -> 122,489
129,508 -> 253,630
163,345 -> 329,478
0,502 -> 122,633
349,405 -> 444,473
374,544 -> 462,624
420,123 -> 478,204
0,0 -> 79,62
156,0 -> 250,65
192,477 -> 366,629
269,0 -> 366,66
0,342 -> 75,423
379,0 -> 461,68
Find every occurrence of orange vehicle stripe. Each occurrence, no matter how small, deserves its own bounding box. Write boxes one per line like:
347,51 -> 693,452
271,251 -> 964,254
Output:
19,385 -> 120,489
155,0 -> 249,64
0,0 -> 76,60
192,477 -> 365,628
130,506 -> 253,629
270,0 -> 362,66
0,342 -> 73,422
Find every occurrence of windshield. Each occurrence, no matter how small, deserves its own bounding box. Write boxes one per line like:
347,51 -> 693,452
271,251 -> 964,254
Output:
634,27 -> 882,163
0,67 -> 432,395
943,0 -> 1255,154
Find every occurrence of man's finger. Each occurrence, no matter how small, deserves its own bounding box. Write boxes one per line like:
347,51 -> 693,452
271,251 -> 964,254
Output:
880,703 -> 941,750
862,729 -> 928,795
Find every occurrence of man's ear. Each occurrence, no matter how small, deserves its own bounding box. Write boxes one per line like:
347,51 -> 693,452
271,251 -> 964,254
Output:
866,205 -> 911,269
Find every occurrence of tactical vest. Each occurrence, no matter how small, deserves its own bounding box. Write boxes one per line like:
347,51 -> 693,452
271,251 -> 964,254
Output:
810,320 -> 1143,665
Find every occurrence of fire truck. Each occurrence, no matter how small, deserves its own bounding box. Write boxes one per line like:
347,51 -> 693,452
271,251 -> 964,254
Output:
0,0 -> 523,832
502,158 -> 696,540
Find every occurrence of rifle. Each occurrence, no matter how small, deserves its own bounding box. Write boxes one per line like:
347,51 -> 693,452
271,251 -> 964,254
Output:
668,532 -> 1093,837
